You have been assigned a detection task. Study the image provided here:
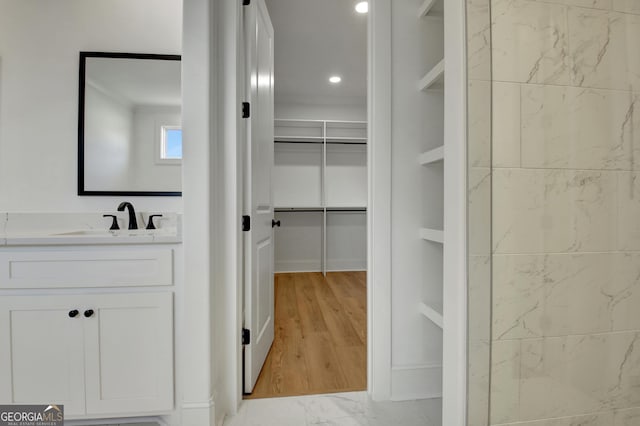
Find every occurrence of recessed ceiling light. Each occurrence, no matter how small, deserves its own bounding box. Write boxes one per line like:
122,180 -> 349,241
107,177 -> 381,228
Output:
355,1 -> 368,14
329,76 -> 342,84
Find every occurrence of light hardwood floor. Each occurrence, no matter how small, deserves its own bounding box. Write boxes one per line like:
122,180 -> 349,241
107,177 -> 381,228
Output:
245,271 -> 367,399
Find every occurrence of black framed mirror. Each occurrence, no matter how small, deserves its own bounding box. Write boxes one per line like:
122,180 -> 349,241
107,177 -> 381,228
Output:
78,52 -> 182,196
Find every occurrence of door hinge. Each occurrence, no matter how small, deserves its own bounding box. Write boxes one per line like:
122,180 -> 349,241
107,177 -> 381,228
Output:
242,0 -> 250,5
242,328 -> 251,345
242,215 -> 251,232
242,102 -> 250,118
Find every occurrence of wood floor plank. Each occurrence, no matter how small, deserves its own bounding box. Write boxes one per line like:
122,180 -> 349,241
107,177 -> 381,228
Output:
246,272 -> 366,399
295,273 -> 329,335
303,331 -> 349,392
313,275 -> 364,347
334,344 -> 367,389
325,273 -> 367,343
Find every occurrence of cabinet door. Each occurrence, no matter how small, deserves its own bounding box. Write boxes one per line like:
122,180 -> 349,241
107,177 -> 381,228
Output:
0,295 -> 86,415
83,292 -> 173,415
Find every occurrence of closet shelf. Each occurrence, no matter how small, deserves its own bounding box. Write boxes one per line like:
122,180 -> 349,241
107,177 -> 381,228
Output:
274,136 -> 324,142
419,302 -> 443,329
420,228 -> 444,243
418,146 -> 444,165
419,59 -> 445,91
417,0 -> 438,18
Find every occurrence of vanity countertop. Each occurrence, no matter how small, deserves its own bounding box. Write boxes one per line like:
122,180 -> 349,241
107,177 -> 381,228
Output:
0,212 -> 182,246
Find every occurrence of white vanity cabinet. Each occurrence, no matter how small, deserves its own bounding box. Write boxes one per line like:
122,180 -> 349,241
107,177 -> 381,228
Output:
0,242 -> 179,421
0,293 -> 173,416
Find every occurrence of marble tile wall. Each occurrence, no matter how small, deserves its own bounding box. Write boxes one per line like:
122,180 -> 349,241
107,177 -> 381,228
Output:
467,0 -> 493,423
489,0 -> 640,424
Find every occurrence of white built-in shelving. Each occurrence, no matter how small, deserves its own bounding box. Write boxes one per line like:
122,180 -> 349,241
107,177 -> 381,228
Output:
419,59 -> 445,91
418,145 -> 444,165
419,302 -> 444,329
417,0 -> 445,337
273,119 -> 367,275
418,0 -> 438,18
420,227 -> 444,244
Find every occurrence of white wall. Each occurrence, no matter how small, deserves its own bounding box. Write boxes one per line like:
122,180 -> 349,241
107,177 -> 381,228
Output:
275,102 -> 366,121
84,83 -> 134,191
0,0 -> 182,212
131,105 -> 182,191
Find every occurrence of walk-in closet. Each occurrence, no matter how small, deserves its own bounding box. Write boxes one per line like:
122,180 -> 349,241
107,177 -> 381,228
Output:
274,119 -> 367,274
245,0 -> 369,399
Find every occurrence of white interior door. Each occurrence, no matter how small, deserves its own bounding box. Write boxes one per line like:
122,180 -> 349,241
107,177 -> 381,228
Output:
243,0 -> 275,394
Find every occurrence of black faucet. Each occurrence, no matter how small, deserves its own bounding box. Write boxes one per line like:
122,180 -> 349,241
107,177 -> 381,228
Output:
117,202 -> 138,230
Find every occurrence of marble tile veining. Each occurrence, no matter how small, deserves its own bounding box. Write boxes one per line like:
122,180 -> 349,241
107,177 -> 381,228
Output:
492,82 -> 521,168
519,332 -> 640,421
521,86 -> 639,171
223,392 -> 441,426
469,169 -> 492,256
492,0 -> 571,85
613,0 -> 640,15
490,340 -> 521,424
490,332 -> 640,423
493,168 -> 617,254
617,172 -> 640,250
489,0 -> 640,424
468,80 -> 492,168
493,252 -> 640,340
551,0 -> 612,9
570,8 -> 640,91
467,0 -> 492,81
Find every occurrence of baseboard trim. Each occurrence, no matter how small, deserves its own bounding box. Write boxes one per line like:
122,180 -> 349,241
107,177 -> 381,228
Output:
275,260 -> 321,273
391,364 -> 442,401
182,398 -> 216,426
275,260 -> 366,273
326,259 -> 367,271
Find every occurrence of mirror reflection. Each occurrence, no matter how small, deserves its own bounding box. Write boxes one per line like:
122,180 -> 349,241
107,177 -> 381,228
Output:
78,52 -> 182,196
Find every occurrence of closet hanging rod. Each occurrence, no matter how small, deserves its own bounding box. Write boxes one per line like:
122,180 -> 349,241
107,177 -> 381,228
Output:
275,209 -> 324,213
274,140 -> 367,145
274,208 -> 366,212
274,140 -> 323,144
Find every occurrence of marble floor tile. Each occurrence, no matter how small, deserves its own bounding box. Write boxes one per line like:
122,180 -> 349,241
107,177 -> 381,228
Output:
223,392 -> 441,426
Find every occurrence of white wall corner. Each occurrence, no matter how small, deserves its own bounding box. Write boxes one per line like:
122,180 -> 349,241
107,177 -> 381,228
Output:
367,0 -> 393,401
390,364 -> 443,401
442,0 -> 468,424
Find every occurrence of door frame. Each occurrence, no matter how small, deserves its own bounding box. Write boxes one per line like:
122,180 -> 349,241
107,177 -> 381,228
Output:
233,0 -> 391,402
220,0 -> 468,421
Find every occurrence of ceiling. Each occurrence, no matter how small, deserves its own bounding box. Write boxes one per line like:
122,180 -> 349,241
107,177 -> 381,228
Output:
264,0 -> 367,106
86,57 -> 181,107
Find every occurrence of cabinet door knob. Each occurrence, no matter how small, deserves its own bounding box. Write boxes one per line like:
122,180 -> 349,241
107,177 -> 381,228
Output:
84,309 -> 95,318
68,309 -> 79,318
272,219 -> 281,228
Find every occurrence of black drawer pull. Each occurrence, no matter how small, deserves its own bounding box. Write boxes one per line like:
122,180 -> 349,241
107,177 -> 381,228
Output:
68,309 -> 79,318
84,309 -> 95,318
